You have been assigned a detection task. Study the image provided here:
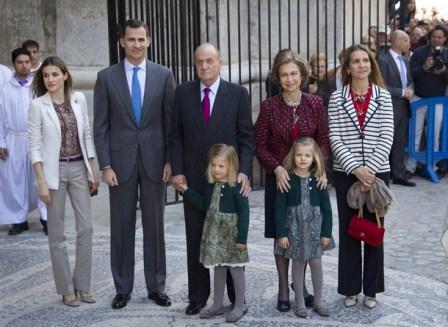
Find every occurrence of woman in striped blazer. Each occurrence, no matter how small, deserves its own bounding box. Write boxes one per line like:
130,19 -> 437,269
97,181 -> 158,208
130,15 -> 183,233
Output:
327,45 -> 394,310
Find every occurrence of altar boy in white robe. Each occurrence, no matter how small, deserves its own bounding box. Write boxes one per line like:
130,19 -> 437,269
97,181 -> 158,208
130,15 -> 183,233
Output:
0,48 -> 47,235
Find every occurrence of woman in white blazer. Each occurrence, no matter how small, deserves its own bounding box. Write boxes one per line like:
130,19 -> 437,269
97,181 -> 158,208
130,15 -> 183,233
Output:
28,56 -> 99,307
327,45 -> 394,310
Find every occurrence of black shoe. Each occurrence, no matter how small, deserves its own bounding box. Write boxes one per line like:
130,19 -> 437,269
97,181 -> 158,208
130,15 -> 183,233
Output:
186,302 -> 206,315
8,222 -> 29,235
111,294 -> 131,309
290,283 -> 314,307
276,299 -> 291,312
304,294 -> 314,308
148,292 -> 171,307
41,219 -> 48,235
393,178 -> 416,187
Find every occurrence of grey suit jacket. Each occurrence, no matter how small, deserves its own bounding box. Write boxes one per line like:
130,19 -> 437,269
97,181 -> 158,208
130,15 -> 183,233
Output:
93,59 -> 175,183
378,51 -> 413,110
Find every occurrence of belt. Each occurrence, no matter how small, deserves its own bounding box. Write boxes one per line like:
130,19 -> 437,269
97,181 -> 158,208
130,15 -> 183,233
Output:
59,155 -> 83,163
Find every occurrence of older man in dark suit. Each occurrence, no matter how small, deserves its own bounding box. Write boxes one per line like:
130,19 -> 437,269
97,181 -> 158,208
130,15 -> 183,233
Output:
378,30 -> 416,186
94,19 -> 175,309
170,43 -> 254,315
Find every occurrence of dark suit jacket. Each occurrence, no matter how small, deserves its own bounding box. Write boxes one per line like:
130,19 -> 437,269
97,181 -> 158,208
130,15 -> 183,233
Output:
169,79 -> 254,188
378,51 -> 413,104
94,60 -> 175,183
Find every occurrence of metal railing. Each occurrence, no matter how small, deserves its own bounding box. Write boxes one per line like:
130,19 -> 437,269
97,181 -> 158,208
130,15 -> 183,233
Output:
408,97 -> 448,183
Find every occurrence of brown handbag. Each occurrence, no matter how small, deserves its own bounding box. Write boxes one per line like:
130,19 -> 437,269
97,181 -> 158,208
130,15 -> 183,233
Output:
347,207 -> 385,247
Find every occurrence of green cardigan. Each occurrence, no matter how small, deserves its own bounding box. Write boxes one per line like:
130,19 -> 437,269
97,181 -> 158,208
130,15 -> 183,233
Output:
275,174 -> 332,238
183,182 -> 249,244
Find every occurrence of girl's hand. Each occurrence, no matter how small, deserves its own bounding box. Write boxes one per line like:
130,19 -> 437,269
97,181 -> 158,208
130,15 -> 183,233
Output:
37,180 -> 51,204
277,237 -> 289,249
316,172 -> 328,190
178,183 -> 188,192
274,166 -> 290,193
321,237 -> 330,248
234,243 -> 247,251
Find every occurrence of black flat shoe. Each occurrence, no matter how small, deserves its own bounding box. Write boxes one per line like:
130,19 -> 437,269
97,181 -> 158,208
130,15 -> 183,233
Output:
290,283 -> 314,308
148,291 -> 171,307
305,294 -> 314,308
277,300 -> 291,312
8,222 -> 29,235
111,293 -> 131,309
186,302 -> 206,315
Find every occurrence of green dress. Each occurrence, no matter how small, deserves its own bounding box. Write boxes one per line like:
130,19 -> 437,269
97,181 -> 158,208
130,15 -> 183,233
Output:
199,182 -> 249,268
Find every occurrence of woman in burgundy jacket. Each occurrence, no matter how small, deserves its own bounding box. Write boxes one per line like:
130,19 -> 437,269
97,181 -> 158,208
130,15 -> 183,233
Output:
254,49 -> 329,312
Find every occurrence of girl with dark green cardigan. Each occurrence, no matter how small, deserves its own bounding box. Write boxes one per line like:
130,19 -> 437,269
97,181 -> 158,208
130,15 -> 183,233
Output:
179,144 -> 249,323
275,137 -> 334,318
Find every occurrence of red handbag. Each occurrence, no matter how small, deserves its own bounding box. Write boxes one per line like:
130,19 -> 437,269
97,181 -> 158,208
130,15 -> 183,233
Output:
347,207 -> 385,247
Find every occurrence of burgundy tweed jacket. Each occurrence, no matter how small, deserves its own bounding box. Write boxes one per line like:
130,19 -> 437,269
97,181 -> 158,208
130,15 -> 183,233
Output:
254,93 -> 329,173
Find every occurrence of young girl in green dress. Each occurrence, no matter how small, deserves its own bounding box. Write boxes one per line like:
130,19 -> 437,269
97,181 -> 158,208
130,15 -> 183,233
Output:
275,137 -> 334,318
179,143 -> 249,323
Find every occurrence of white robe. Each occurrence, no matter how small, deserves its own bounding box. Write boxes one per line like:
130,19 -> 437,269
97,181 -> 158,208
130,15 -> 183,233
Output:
0,64 -> 12,87
0,76 -> 47,225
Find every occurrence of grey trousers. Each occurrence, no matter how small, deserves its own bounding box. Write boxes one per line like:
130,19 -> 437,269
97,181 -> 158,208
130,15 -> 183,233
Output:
47,161 -> 93,295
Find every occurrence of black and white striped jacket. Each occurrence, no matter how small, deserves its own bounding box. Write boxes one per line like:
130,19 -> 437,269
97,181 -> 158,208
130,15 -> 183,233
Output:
328,84 -> 394,174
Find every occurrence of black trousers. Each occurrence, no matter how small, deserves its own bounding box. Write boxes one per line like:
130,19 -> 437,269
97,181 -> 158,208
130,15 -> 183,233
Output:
333,170 -> 389,297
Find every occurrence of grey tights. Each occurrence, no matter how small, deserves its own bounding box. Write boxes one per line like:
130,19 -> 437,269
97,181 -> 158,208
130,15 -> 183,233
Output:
275,254 -> 310,300
292,258 -> 323,310
210,266 -> 246,315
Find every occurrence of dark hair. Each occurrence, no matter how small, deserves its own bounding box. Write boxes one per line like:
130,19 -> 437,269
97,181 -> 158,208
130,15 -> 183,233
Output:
120,19 -> 150,38
341,44 -> 385,88
11,48 -> 31,63
32,56 -> 73,101
429,24 -> 448,39
271,49 -> 309,87
21,39 -> 40,50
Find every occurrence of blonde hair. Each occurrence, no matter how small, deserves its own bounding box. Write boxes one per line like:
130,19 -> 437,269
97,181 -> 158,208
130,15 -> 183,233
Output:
271,49 -> 309,86
206,144 -> 239,186
282,137 -> 325,177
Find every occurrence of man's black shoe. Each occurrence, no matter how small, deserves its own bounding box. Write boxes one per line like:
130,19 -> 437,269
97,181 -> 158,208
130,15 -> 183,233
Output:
393,178 -> 416,187
185,302 -> 206,315
111,294 -> 131,309
8,222 -> 29,235
148,292 -> 171,307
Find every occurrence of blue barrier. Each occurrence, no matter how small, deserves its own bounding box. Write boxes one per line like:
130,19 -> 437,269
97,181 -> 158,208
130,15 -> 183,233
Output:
408,96 -> 448,183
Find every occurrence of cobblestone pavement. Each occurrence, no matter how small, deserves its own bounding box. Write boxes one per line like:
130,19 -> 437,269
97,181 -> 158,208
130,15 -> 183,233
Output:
0,175 -> 447,327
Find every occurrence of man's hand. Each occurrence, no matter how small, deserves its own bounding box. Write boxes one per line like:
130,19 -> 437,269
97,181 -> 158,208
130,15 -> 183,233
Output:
237,173 -> 251,197
403,88 -> 414,100
423,56 -> 434,71
274,166 -> 291,193
277,237 -> 289,249
102,167 -> 119,187
172,174 -> 187,192
0,148 -> 8,160
162,163 -> 172,183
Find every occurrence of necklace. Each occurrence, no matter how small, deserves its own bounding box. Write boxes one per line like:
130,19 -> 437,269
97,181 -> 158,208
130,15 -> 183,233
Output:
283,92 -> 302,107
350,85 -> 371,117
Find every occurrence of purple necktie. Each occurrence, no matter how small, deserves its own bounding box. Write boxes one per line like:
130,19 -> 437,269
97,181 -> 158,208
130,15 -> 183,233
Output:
202,87 -> 211,125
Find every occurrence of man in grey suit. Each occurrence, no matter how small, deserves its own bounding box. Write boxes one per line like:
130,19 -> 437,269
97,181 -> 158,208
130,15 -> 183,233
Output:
378,30 -> 416,186
94,19 -> 175,309
170,43 -> 254,315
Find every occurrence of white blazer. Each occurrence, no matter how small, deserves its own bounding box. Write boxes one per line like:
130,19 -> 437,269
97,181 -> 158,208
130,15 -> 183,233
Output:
28,91 -> 96,190
328,84 -> 394,175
